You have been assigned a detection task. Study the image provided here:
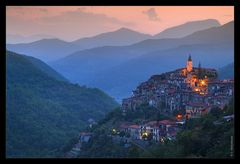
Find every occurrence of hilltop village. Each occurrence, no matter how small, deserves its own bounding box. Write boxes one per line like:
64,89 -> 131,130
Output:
122,55 -> 233,118
113,55 -> 234,142
67,56 -> 234,157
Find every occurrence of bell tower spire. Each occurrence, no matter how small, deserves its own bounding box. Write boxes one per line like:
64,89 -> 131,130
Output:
187,54 -> 193,72
188,55 -> 192,61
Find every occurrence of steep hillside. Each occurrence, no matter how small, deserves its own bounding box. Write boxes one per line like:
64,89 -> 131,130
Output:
6,39 -> 81,62
6,51 -> 118,157
23,54 -> 68,82
218,62 -> 234,80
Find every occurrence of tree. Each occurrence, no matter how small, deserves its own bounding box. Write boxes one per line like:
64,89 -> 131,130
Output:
128,145 -> 140,157
210,107 -> 222,119
119,131 -> 125,137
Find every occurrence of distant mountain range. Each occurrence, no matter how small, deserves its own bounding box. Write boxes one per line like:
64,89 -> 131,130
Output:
72,27 -> 152,48
6,51 -> 118,157
6,19 -> 233,101
6,34 -> 55,44
153,19 -> 220,39
7,19 -> 220,62
6,39 -> 80,62
50,21 -> 233,101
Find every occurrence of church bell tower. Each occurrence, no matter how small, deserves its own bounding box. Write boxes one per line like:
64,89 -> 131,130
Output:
187,55 -> 193,72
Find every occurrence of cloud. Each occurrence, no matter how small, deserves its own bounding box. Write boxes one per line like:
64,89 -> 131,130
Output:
142,8 -> 160,21
6,7 -> 25,15
7,7 -> 48,17
7,7 -> 138,41
39,8 -> 48,13
77,7 -> 86,12
39,9 -> 134,27
7,9 -> 135,41
6,6 -> 24,11
223,14 -> 233,17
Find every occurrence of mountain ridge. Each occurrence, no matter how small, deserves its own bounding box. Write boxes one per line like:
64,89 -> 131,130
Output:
7,19 -> 223,62
154,19 -> 221,39
51,21 -> 233,101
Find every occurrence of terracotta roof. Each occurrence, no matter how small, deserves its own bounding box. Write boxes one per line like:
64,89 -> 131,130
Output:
145,121 -> 159,127
159,120 -> 176,125
160,80 -> 168,83
187,102 -> 208,107
146,120 -> 176,126
168,89 -> 176,94
119,122 -> 132,129
168,131 -> 177,136
120,125 -> 129,129
79,132 -> 92,136
128,125 -> 140,129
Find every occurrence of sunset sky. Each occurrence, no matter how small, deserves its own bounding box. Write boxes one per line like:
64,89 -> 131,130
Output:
6,6 -> 234,41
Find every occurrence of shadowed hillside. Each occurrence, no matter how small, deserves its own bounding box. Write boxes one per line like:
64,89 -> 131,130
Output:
6,51 -> 118,157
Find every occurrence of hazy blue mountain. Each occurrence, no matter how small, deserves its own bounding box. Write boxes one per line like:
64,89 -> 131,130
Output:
51,21 -> 233,101
6,28 -> 151,62
6,39 -> 80,62
6,19 -> 221,63
6,34 -> 55,44
92,21 -> 234,100
154,19 -> 220,39
92,42 -> 233,101
22,54 -> 68,82
183,21 -> 233,44
51,22 -> 231,87
72,27 -> 152,48
6,51 -> 118,157
218,62 -> 234,80
130,21 -> 233,53
49,45 -> 146,86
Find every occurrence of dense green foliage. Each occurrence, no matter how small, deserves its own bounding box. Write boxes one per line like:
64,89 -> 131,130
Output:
77,100 -> 234,158
26,55 -> 68,82
140,100 -> 234,158
6,51 -> 119,157
79,132 -> 129,158
124,104 -> 173,124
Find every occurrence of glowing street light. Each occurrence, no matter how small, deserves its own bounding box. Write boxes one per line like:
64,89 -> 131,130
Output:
160,138 -> 164,143
142,132 -> 148,138
176,114 -> 183,120
112,128 -> 117,134
194,88 -> 199,92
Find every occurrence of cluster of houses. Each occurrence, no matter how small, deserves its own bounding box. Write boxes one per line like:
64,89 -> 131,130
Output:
122,55 -> 234,119
112,119 -> 182,143
66,55 -> 234,154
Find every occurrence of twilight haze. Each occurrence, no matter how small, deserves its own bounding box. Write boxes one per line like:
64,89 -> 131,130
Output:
6,6 -> 233,42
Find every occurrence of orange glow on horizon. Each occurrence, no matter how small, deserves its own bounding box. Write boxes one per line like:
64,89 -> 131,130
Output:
6,6 -> 233,41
